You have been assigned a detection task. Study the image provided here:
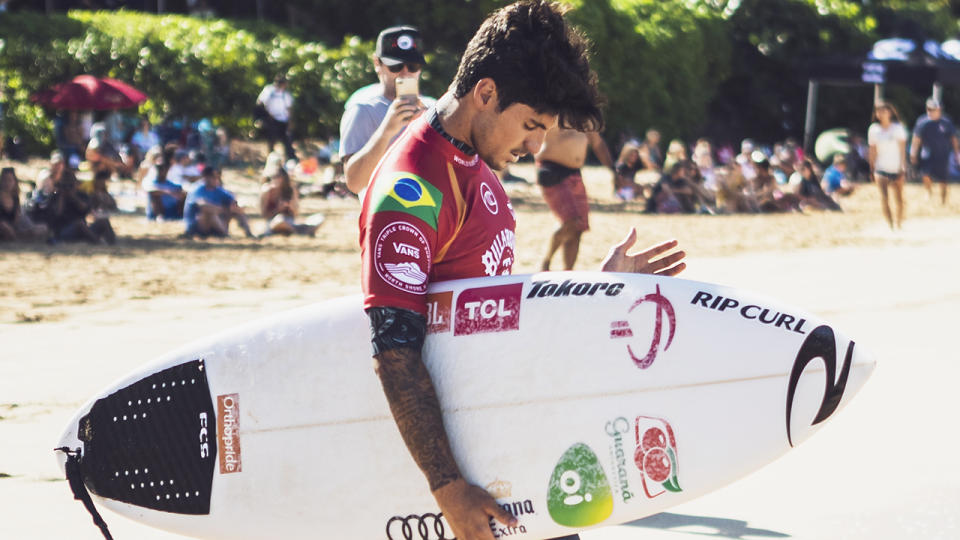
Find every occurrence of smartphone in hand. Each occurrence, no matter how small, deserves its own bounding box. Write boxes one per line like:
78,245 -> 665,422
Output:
396,77 -> 419,101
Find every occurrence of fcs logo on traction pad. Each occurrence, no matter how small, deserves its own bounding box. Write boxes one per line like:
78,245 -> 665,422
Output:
547,443 -> 614,527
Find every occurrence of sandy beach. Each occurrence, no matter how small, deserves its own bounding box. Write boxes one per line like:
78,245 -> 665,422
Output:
1,160 -> 958,539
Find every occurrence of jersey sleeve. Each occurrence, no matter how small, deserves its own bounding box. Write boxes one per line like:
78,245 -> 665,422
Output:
867,123 -> 878,146
361,169 -> 446,316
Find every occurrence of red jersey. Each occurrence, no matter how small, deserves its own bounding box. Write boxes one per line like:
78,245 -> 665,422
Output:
360,115 -> 517,316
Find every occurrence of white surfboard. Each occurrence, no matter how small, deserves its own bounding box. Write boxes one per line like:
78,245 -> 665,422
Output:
56,272 -> 875,540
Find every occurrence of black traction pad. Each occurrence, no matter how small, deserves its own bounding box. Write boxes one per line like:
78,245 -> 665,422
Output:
77,359 -> 216,514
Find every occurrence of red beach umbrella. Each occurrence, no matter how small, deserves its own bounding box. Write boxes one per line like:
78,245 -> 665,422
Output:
31,75 -> 148,110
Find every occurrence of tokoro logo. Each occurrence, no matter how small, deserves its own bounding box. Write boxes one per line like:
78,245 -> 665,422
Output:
610,284 -> 676,369
527,279 -> 624,299
386,513 -> 452,540
454,283 -> 522,336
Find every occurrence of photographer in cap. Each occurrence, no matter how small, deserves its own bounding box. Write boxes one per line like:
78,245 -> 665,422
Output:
339,25 -> 435,194
910,97 -> 960,205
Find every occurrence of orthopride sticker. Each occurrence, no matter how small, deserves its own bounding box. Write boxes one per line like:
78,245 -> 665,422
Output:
217,394 -> 242,474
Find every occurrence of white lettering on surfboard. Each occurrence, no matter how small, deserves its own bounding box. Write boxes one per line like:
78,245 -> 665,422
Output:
199,412 -> 210,459
217,394 -> 242,474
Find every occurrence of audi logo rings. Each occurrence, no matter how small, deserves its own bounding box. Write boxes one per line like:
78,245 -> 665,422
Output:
386,513 -> 454,540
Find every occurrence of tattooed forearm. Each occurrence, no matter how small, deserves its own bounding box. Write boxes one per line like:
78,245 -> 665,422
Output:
374,347 -> 462,491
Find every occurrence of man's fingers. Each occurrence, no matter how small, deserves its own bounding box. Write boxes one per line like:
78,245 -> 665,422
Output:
638,238 -> 679,259
613,227 -> 637,254
654,261 -> 686,277
486,498 -> 519,527
647,250 -> 685,272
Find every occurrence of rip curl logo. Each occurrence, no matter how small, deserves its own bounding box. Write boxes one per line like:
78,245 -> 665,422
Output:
480,182 -> 499,215
610,284 -> 676,369
396,35 -> 414,51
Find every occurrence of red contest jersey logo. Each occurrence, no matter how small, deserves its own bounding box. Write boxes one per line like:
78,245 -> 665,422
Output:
454,283 -> 523,336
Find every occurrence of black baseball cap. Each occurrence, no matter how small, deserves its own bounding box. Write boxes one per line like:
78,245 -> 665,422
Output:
376,26 -> 426,66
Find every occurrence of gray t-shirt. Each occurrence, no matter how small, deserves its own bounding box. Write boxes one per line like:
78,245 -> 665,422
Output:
338,83 -> 436,158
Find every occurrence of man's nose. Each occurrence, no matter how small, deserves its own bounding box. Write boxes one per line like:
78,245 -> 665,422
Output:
525,131 -> 547,155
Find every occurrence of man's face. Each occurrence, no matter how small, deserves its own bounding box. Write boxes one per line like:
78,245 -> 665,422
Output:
928,107 -> 942,121
472,102 -> 557,171
374,57 -> 422,99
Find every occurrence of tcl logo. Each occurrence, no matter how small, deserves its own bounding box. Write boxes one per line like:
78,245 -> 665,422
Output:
454,283 -> 522,336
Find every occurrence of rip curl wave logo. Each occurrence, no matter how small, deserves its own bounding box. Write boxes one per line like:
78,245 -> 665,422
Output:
547,443 -> 614,527
610,284 -> 676,369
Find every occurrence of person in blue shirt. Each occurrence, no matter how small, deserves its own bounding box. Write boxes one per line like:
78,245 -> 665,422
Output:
183,167 -> 254,239
822,154 -> 854,198
145,161 -> 186,221
910,97 -> 960,205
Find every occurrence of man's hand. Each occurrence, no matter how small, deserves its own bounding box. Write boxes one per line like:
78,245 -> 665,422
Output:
600,228 -> 686,276
434,479 -> 517,540
382,96 -> 425,139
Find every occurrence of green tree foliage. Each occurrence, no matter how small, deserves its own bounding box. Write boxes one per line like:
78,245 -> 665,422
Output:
0,11 -> 375,151
563,0 -> 731,143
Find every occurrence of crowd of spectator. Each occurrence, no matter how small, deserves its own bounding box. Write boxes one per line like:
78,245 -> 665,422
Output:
613,135 -> 852,215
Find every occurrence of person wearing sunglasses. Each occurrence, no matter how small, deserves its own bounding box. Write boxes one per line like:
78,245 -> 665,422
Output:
910,97 -> 960,205
340,25 -> 435,194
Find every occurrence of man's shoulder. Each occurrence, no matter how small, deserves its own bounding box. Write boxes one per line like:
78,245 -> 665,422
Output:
344,84 -> 387,111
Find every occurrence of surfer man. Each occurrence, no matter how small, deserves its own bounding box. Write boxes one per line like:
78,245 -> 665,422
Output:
535,127 -> 615,271
359,2 -> 686,539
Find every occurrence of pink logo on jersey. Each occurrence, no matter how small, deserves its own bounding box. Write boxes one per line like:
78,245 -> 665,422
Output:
480,182 -> 499,215
454,283 -> 522,336
374,221 -> 431,294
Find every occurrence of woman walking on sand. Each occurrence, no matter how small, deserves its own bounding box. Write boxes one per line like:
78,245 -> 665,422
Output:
868,102 -> 908,229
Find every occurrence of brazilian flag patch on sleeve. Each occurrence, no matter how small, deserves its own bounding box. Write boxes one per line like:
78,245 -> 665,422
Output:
372,172 -> 444,230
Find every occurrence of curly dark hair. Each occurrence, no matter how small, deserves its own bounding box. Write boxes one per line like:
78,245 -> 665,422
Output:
451,0 -> 604,132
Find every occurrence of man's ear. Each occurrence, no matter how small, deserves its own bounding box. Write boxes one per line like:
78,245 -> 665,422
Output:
472,78 -> 498,110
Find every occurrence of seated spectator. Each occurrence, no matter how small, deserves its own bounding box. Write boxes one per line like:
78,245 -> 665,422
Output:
791,159 -> 841,211
86,123 -> 133,178
58,111 -> 86,167
259,167 -> 321,237
753,158 -> 800,212
44,170 -> 115,244
136,145 -> 163,184
638,129 -> 663,172
715,159 -> 759,214
183,167 -> 254,239
646,160 -> 712,214
145,161 -> 186,221
692,138 -> 718,192
209,127 -> 232,170
167,149 -> 202,187
79,170 -> 118,214
614,142 -> 643,201
130,118 -> 160,164
822,154 -> 855,197
0,167 -> 47,241
662,138 -> 688,172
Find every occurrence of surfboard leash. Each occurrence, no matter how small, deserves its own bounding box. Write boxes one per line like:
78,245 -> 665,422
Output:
54,447 -> 115,540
